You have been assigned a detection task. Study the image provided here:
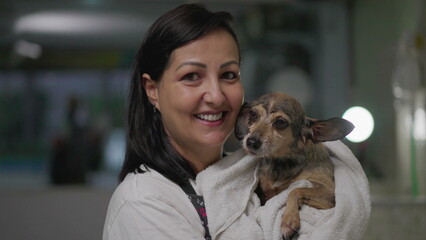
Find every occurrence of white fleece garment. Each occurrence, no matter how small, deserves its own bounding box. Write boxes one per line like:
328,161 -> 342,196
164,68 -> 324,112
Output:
196,140 -> 371,240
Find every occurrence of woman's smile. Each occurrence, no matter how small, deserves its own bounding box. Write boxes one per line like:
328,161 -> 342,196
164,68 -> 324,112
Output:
194,111 -> 227,126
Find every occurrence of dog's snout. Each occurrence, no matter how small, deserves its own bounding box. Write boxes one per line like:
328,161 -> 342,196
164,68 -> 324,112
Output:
246,137 -> 262,150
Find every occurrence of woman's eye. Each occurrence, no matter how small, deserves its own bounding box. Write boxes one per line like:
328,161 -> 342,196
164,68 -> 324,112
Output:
274,118 -> 289,130
182,72 -> 200,82
221,71 -> 238,81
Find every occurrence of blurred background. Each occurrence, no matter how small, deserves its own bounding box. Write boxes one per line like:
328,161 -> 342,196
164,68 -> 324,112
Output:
0,0 -> 425,239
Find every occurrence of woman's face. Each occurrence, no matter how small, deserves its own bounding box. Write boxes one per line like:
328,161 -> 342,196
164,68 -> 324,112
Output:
144,28 -> 243,164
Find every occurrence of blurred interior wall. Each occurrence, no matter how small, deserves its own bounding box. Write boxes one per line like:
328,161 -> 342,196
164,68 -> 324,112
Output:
353,0 -> 425,196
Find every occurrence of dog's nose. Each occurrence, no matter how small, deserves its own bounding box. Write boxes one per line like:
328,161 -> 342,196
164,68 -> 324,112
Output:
246,137 -> 262,150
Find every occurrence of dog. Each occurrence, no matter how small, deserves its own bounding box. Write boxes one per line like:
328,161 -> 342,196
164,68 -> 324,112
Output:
235,92 -> 354,239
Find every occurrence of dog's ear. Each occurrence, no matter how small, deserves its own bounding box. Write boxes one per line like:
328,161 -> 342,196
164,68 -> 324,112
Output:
235,102 -> 251,141
303,117 -> 354,143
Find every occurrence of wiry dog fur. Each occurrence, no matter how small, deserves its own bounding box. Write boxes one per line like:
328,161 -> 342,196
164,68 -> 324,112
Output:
235,92 -> 354,239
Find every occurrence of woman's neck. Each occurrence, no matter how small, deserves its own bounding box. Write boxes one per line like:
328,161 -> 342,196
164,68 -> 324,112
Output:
172,142 -> 223,173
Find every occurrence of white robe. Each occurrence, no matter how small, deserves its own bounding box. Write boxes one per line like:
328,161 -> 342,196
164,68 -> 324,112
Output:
103,140 -> 370,240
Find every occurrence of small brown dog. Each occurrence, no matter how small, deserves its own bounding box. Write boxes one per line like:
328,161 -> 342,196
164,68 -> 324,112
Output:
235,92 -> 354,239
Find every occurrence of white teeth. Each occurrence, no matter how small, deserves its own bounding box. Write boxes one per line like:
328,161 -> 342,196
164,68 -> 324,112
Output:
196,112 -> 223,121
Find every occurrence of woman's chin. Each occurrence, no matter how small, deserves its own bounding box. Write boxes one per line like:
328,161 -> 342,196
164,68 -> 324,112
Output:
199,133 -> 229,147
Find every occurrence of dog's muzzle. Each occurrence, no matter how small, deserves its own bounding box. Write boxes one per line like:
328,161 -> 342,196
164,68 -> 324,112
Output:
246,137 -> 262,151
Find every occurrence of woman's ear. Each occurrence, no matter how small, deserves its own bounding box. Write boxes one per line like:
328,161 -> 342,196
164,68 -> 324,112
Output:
142,73 -> 159,110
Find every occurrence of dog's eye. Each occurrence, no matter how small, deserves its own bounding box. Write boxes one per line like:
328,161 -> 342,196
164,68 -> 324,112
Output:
274,118 -> 289,130
248,110 -> 258,122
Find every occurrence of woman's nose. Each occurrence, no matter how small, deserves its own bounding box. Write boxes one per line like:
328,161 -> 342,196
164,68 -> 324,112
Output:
203,78 -> 226,107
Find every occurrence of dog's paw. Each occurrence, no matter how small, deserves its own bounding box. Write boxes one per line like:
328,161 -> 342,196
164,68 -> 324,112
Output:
281,213 -> 300,240
282,232 -> 299,240
281,224 -> 298,240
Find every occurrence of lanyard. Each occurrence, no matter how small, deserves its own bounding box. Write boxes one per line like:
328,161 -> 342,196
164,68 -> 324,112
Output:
179,180 -> 212,240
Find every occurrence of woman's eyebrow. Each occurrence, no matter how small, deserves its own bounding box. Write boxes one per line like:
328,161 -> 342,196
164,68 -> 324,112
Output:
220,60 -> 239,68
175,60 -> 239,72
175,61 -> 207,72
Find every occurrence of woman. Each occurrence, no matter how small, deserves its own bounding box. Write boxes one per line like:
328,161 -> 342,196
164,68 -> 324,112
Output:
104,4 -> 243,239
103,4 -> 370,240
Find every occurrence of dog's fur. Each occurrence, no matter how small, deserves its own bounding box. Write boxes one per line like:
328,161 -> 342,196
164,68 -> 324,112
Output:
235,92 -> 354,239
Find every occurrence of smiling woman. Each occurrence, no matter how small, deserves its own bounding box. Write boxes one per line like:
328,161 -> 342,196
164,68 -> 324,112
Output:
103,4 -> 245,240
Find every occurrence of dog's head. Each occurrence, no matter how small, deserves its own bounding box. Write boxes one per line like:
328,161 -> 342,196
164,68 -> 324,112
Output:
235,92 -> 354,158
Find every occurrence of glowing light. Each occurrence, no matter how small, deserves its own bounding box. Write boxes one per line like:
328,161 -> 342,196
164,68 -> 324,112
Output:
414,108 -> 426,141
342,106 -> 374,143
104,128 -> 125,171
14,40 -> 42,59
13,11 -> 147,35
